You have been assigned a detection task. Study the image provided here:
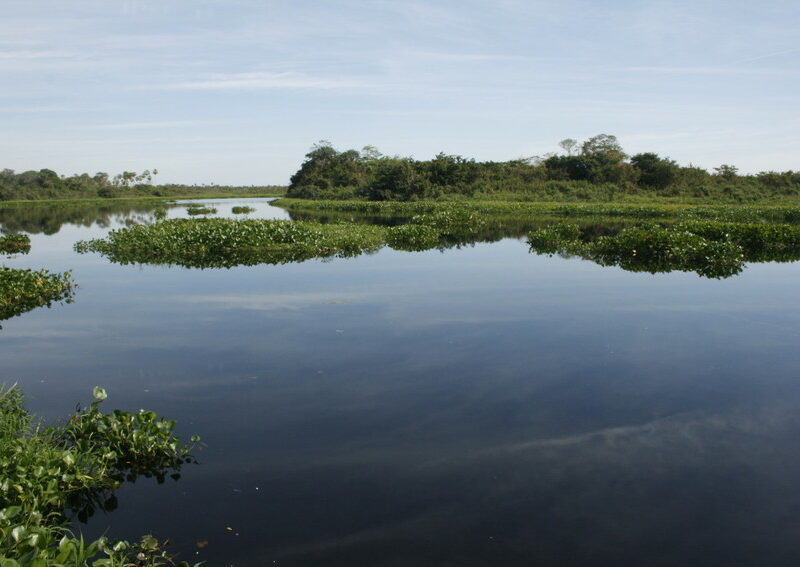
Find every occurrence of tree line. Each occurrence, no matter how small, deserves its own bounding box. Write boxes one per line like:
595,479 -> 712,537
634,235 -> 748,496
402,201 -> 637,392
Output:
287,136 -> 800,202
0,168 -> 283,201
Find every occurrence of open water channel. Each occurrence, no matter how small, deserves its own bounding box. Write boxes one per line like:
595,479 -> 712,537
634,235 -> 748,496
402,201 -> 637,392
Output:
2,198 -> 800,566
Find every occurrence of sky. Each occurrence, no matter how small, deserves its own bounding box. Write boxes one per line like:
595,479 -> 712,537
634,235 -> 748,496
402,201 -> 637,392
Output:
1,0 -> 798,185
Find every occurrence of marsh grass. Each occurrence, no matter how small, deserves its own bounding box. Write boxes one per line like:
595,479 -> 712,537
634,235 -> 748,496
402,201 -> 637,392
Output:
231,206 -> 256,215
0,385 -> 199,566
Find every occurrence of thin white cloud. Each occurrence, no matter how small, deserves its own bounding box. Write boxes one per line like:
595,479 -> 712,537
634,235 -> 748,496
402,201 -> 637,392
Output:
162,71 -> 365,90
621,65 -> 794,76
403,50 -> 533,63
82,120 -> 214,130
0,49 -> 76,59
731,47 -> 800,65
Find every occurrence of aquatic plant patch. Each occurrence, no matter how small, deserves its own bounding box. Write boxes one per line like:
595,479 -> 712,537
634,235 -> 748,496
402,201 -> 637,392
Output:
185,205 -> 217,216
528,223 -> 753,278
231,206 -> 256,214
0,267 -> 75,324
386,224 -> 440,251
75,218 -> 389,268
0,234 -> 31,255
0,384 -> 199,566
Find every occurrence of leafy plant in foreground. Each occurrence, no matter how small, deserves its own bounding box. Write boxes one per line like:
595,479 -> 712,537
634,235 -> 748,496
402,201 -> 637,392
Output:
0,384 -> 199,566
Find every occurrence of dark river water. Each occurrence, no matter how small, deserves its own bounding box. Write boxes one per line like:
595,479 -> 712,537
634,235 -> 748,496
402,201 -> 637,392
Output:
3,198 -> 800,566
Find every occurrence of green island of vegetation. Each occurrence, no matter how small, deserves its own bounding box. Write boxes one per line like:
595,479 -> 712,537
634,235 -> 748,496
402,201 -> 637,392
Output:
0,384 -> 199,566
185,205 -> 217,216
1,235 -> 75,326
284,136 -> 800,203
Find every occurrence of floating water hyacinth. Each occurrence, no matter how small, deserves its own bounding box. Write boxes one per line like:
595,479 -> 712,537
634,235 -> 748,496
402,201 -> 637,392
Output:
0,234 -> 31,255
75,218 -> 388,268
527,222 -> 767,278
0,235 -> 76,326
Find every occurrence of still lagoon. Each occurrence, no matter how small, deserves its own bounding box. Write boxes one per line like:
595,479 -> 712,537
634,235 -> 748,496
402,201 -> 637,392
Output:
3,198 -> 800,566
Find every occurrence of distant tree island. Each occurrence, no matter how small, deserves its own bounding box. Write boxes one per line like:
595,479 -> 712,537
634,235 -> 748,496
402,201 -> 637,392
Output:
0,167 -> 283,201
286,135 -> 800,203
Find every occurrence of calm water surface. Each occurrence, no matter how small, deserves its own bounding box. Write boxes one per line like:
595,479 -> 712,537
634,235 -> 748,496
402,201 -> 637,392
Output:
2,198 -> 800,566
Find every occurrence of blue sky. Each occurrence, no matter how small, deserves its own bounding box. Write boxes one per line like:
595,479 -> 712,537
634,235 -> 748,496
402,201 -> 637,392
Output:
1,0 -> 798,184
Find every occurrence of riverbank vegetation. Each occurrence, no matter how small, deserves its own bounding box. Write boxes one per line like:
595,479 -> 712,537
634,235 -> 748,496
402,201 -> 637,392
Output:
0,384 -> 198,566
285,138 -> 800,203
0,168 -> 285,201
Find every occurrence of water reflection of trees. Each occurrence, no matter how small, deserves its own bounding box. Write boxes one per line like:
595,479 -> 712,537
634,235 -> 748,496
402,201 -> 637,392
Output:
0,202 -> 179,235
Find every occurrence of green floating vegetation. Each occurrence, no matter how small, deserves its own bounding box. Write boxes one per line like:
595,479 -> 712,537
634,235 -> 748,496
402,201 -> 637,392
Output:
231,205 -> 256,215
1,237 -> 75,326
185,205 -> 217,216
675,221 -> 800,261
0,267 -> 76,323
75,218 -> 388,268
0,384 -> 199,566
386,224 -> 439,251
0,235 -> 31,255
526,220 -> 800,278
587,226 -> 744,279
